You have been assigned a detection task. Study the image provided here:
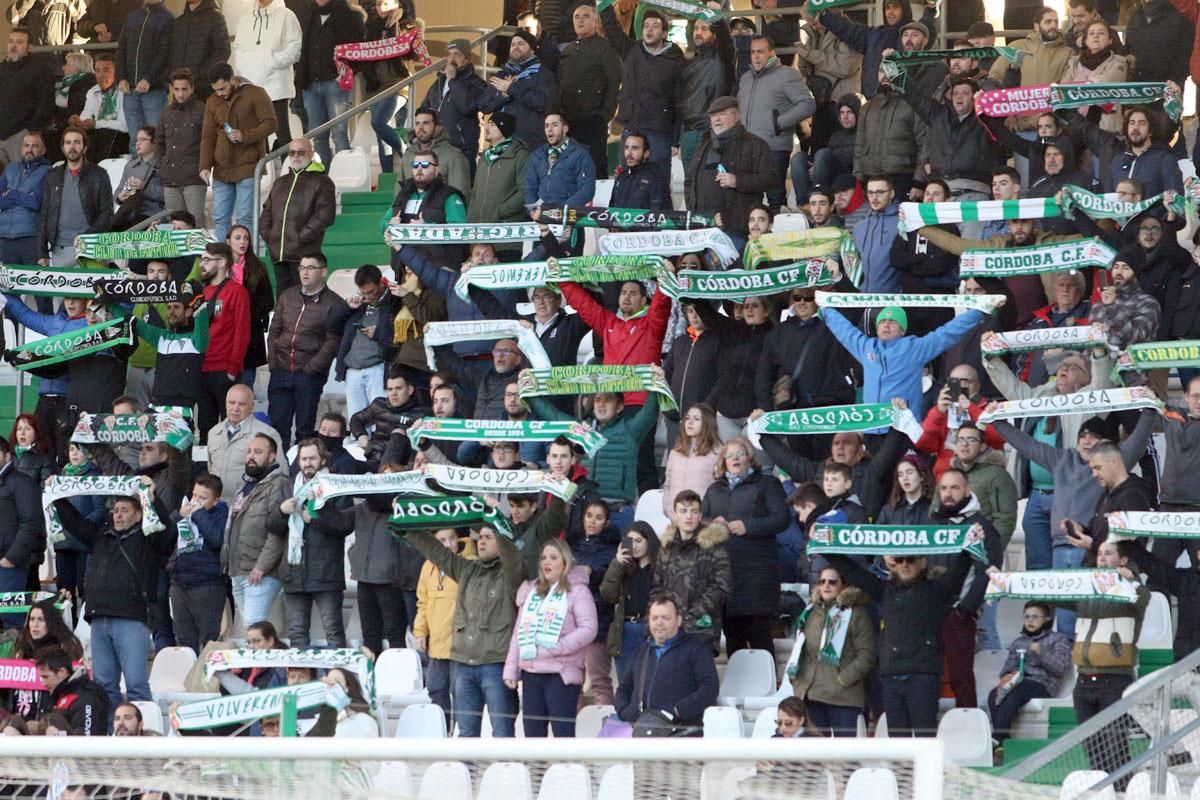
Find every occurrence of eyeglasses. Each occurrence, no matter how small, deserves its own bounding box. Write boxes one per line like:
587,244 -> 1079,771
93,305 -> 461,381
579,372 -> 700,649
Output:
410,160 -> 436,169
199,255 -> 222,262
956,436 -> 982,445
817,578 -> 841,586
493,348 -> 519,356
725,450 -> 747,459
892,556 -> 919,565
792,294 -> 815,302
287,149 -> 310,157
503,391 -> 521,398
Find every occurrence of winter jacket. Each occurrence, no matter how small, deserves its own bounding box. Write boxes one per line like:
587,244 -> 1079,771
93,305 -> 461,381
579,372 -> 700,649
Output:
312,498 -> 410,586
116,2 -> 174,89
949,456 -> 1019,546
414,540 -> 475,660
477,56 -> 557,149
1169,0 -> 1200,86
685,124 -> 777,238
853,87 -> 926,182
1,300 -> 72,400
653,522 -> 733,648
826,551 -> 972,676
169,0 -> 230,92
601,7 -> 684,140
524,138 -> 596,209
615,629 -> 718,726
232,0 -> 302,101
38,667 -> 109,735
200,80 -> 276,183
38,162 -> 112,255
1000,626 -> 1074,695
818,0 -> 932,98
664,328 -> 720,416
266,283 -> 347,376
1055,573 -> 1148,677
988,32 -> 1073,130
556,34 -> 622,122
797,26 -> 862,103
702,470 -> 790,617
204,415 -> 286,504
1088,281 -> 1161,351
330,293 -> 400,382
691,299 -> 770,419
737,58 -> 816,153
420,64 -> 487,159
259,161 -> 336,263
790,586 -> 876,709
1159,405 -> 1200,506
0,157 -> 51,240
1059,111 -> 1183,196
77,0 -> 139,41
661,449 -> 720,517
220,464 -> 290,579
509,496 -> 568,583
1160,250 -> 1200,341
59,461 -> 104,553
296,0 -> 364,90
273,496 -> 352,594
907,91 -> 1002,186
114,155 -> 164,218
54,493 -> 175,624
0,463 -> 43,570
134,309 -> 209,407
1029,168 -> 1101,236
1060,52 -> 1130,134
1126,0 -> 1192,85
396,131 -> 473,201
609,160 -> 671,212
348,395 -> 430,462
154,95 -> 205,188
503,566 -> 598,685
566,525 -> 617,642
469,137 -> 530,224
853,202 -> 904,293
822,305 -> 985,421
679,18 -> 734,132
600,555 -> 654,656
888,222 -> 960,294
0,56 -> 54,141
915,401 -> 1007,476
168,501 -> 228,588
407,529 -> 524,666
875,495 -> 930,527
924,496 -> 1004,617
753,309 -> 856,412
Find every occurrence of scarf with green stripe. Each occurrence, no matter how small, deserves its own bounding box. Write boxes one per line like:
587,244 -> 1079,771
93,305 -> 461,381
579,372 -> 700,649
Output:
597,0 -> 719,22
882,47 -> 1027,90
75,229 -> 208,260
807,522 -> 989,563
42,475 -> 164,543
981,325 -> 1107,356
897,198 -> 1061,239
389,494 -> 515,539
483,137 -> 513,165
749,403 -> 899,436
452,255 -> 665,301
1049,81 -> 1182,122
1116,340 -> 1200,372
797,601 -> 853,667
1059,184 -> 1185,228
959,238 -> 1116,278
661,259 -> 836,300
977,386 -> 1163,424
1107,510 -> 1200,539
406,418 -> 608,458
816,290 -> 1006,315
985,569 -> 1140,603
543,206 -> 715,232
6,317 -> 132,371
517,582 -> 571,660
0,264 -> 122,297
518,364 -> 678,411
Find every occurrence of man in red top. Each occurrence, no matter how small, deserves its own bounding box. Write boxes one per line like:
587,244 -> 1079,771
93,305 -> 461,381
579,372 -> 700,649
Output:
198,242 -> 250,443
915,364 -> 1005,477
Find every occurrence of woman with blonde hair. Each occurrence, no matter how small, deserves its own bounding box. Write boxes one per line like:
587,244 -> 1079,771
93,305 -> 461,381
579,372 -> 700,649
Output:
661,403 -> 722,516
502,539 -> 597,737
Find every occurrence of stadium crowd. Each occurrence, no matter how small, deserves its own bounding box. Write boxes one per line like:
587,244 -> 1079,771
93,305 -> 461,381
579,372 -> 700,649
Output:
0,0 -> 1195,771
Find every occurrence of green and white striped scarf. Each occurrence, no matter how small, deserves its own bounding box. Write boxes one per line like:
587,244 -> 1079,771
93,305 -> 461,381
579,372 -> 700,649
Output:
816,290 -> 1006,315
663,259 -> 836,300
1107,510 -> 1200,539
7,317 -> 132,371
1049,81 -> 1182,122
42,475 -> 164,543
981,326 -> 1107,356
960,238 -> 1116,278
452,255 -> 665,301
424,463 -> 578,501
1116,340 -> 1200,372
407,417 -> 607,458
303,470 -> 437,515
518,364 -> 678,411
74,229 -> 208,260
0,264 -> 122,297
389,494 -> 515,539
985,569 -> 1139,603
883,47 -> 1027,90
898,198 -> 1061,239
1059,185 -> 1185,228
424,319 -> 552,370
978,386 -> 1163,424
807,522 -> 989,563
749,403 -> 899,436
517,582 -> 570,660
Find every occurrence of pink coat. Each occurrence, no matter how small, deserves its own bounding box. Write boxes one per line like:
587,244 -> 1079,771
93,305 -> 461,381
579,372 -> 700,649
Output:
661,450 -> 720,515
503,566 -> 598,685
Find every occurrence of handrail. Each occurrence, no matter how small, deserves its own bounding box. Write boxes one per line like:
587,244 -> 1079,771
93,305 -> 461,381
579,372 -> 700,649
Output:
249,24 -> 516,253
1084,705 -> 1200,798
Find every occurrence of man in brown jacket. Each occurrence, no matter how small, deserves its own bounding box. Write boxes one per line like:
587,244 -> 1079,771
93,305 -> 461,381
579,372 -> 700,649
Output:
200,61 -> 275,241
266,251 -> 347,451
258,137 -> 335,293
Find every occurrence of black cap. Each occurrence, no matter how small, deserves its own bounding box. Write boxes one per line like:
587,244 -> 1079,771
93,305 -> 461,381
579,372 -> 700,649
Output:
490,111 -> 516,139
809,184 -> 833,201
1078,416 -> 1111,441
512,29 -> 538,51
831,174 -> 857,193
707,95 -> 739,115
1114,244 -> 1147,273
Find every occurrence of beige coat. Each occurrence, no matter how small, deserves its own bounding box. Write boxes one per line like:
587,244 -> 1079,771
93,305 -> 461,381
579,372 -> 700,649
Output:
988,32 -> 1074,130
796,26 -> 862,103
1061,52 -> 1130,133
205,415 -> 288,504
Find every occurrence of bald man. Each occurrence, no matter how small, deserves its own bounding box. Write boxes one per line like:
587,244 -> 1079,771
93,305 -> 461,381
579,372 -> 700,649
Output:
205,383 -> 289,502
258,137 -> 336,293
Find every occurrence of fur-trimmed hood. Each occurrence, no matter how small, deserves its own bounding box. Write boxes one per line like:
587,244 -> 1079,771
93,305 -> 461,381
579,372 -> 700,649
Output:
810,585 -> 870,609
660,521 -> 730,550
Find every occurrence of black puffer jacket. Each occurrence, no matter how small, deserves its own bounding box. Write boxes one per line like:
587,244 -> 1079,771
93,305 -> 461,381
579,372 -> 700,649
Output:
679,18 -> 734,132
348,395 -> 431,461
753,303 -> 857,412
1163,253 -> 1200,340
1125,0 -> 1192,85
609,160 -> 671,212
665,328 -> 721,420
38,667 -> 110,735
702,470 -> 791,617
297,0 -> 365,89
169,0 -> 231,92
13,447 -> 53,485
0,464 -> 43,570
601,6 -> 684,138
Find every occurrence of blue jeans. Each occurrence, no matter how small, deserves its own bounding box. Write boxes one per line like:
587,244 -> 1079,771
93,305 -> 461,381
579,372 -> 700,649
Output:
977,600 -> 1002,651
1053,545 -> 1085,638
267,369 -> 326,452
1023,490 -> 1054,571
345,363 -> 386,421
790,147 -> 849,205
805,699 -> 861,737
232,574 -> 283,628
302,80 -> 353,166
212,177 -> 256,243
427,657 -> 453,732
371,96 -> 404,173
520,670 -> 581,737
453,662 -> 516,737
620,128 -> 673,173
615,620 -> 646,684
0,236 -> 41,267
123,89 -> 167,152
91,616 -> 152,711
0,565 -> 27,629
285,590 -> 346,648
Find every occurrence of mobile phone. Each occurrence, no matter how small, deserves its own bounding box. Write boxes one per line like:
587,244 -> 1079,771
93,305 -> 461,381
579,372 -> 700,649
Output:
222,122 -> 234,138
946,377 -> 964,398
621,536 -> 635,553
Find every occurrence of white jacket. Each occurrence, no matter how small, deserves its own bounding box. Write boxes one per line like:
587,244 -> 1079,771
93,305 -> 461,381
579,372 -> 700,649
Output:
233,0 -> 302,101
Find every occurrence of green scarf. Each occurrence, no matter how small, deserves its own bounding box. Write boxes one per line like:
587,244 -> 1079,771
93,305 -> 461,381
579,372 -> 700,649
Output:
661,259 -> 836,300
7,317 -> 132,371
12,446 -> 28,460
959,238 -> 1116,278
883,47 -> 1027,90
807,522 -> 990,563
749,403 -> 898,436
518,364 -> 678,411
60,461 -> 91,476
796,601 -> 852,668
71,410 -> 193,451
985,569 -> 1139,603
483,137 -> 513,165
452,255 -> 665,301
1116,340 -> 1200,372
0,264 -> 121,298
389,494 -> 515,539
517,582 -> 571,660
1059,184 -> 1184,228
1050,81 -> 1181,121
407,417 -> 608,459
56,71 -> 89,104
75,229 -> 208,260
98,87 -> 119,121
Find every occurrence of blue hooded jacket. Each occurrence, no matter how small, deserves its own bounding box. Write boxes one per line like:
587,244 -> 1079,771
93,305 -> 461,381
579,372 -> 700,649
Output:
0,156 -> 51,240
4,297 -> 86,397
853,202 -> 901,293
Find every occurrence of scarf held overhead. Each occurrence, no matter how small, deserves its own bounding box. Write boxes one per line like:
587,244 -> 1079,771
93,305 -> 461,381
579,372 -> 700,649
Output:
1049,81 -> 1182,122
423,319 -> 552,371
742,227 -> 858,271
977,386 -> 1163,423
0,264 -> 122,297
303,470 -> 437,514
1117,340 -> 1200,371
517,364 -> 678,412
385,222 -> 563,246
898,198 -> 1061,239
389,494 -> 514,539
597,227 -> 740,266
74,229 -> 208,260
333,27 -> 432,89
452,255 -> 666,301
42,475 -> 164,544
406,418 -> 608,458
71,410 -> 193,451
981,325 -> 1107,355
959,239 -> 1117,278
807,522 -> 989,563
974,85 -> 1052,118
203,647 -> 374,703
423,463 -> 578,502
1059,185 -> 1184,228
749,403 -> 899,436
1106,510 -> 1200,539
538,205 -> 715,231
664,260 -> 836,300
815,290 -> 1006,315
93,277 -> 198,306
172,682 -> 328,731
985,569 -> 1140,603
6,317 -> 131,371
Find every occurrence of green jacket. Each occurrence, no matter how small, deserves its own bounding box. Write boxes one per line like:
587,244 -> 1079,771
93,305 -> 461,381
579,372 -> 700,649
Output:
527,393 -> 660,503
407,529 -> 524,666
790,586 -> 876,709
468,138 -> 530,224
951,455 -> 1019,547
129,302 -> 168,369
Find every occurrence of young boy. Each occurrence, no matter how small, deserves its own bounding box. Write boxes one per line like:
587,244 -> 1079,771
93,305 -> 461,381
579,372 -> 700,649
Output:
168,473 -> 228,653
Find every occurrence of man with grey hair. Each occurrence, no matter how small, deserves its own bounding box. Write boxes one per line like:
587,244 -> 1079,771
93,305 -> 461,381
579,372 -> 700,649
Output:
258,137 -> 335,293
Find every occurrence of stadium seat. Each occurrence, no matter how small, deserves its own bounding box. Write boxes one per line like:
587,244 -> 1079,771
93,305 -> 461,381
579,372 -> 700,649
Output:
973,649 -> 1008,701
743,634 -> 803,716
633,489 -> 670,536
597,764 -> 634,800
395,703 -> 447,738
843,768 -> 899,800
100,157 -> 130,200
1126,771 -> 1181,799
772,213 -> 810,233
750,705 -> 777,738
375,647 -> 430,733
1010,663 -> 1078,739
703,705 -> 744,738
575,704 -> 616,738
132,700 -> 163,734
936,708 -> 993,767
1191,776 -> 1200,800
328,150 -> 371,194
593,180 -> 614,207
417,761 -> 471,800
149,646 -> 197,697
1060,770 -> 1114,800
1137,591 -> 1174,651
874,713 -> 888,738
477,762 -> 533,800
326,268 -> 361,301
536,764 -> 592,800
372,762 -> 413,796
717,649 -> 776,707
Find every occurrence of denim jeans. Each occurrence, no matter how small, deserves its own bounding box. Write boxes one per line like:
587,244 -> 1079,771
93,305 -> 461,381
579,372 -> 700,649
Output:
988,678 -> 1049,743
805,699 -> 861,737
371,96 -> 404,173
267,369 -> 326,452
0,565 -> 27,629
91,616 -> 152,710
977,600 -> 1002,651
453,662 -> 516,737
123,89 -> 167,153
1053,545 -> 1085,637
345,363 -> 386,421
615,620 -> 646,685
1023,490 -> 1054,571
427,657 -> 453,732
302,80 -> 353,166
520,670 -> 581,737
0,236 -> 41,267
232,573 -> 282,628
790,147 -> 849,205
285,590 -> 347,648
608,505 -> 634,537
212,177 -> 256,243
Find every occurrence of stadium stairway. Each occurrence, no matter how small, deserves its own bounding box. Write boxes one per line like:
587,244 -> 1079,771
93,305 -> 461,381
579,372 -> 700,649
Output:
323,172 -> 397,270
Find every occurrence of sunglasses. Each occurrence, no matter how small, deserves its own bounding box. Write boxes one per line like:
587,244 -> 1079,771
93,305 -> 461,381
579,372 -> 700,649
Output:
410,160 -> 436,169
892,556 -> 919,565
792,294 -> 815,302
817,578 -> 841,586
287,149 -> 310,157
725,450 -> 747,459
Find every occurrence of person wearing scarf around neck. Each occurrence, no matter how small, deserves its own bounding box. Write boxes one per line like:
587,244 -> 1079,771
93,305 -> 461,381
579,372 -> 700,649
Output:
789,564 -> 875,737
469,112 -> 530,226
986,601 -> 1072,746
502,538 -> 597,738
10,414 -> 53,484
1061,20 -> 1129,134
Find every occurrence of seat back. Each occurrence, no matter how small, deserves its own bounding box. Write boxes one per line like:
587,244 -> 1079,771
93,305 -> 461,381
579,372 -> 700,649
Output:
477,762 -> 533,800
395,703 -> 446,738
596,764 -> 634,800
1060,770 -> 1114,800
936,708 -> 993,767
750,705 -> 777,738
328,150 -> 371,194
149,646 -> 197,696
593,180 -> 614,207
772,213 -> 811,233
1125,771 -> 1181,800
844,768 -> 899,800
1137,591 -> 1174,650
717,649 -> 776,700
131,700 -> 164,734
372,762 -> 413,796
417,761 -> 471,800
633,490 -> 669,537
375,648 -> 424,696
575,704 -> 616,739
702,705 -> 744,738
536,764 -> 592,800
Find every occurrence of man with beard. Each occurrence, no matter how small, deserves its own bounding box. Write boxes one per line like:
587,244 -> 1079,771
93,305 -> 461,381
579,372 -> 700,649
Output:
815,0 -> 936,99
1059,104 -> 1183,197
988,8 -> 1072,132
349,366 -> 430,465
195,243 -> 250,440
398,108 -> 472,200
678,7 -> 734,172
892,21 -> 946,105
37,126 -> 112,269
131,283 -> 209,412
389,149 -> 469,267
222,432 -> 290,627
258,138 -> 336,293
854,175 -> 901,293
609,134 -> 671,212
205,384 -> 287,503
420,40 -> 487,170
112,702 -> 148,735
685,97 -> 775,242
478,30 -> 558,150
524,111 -> 595,218
804,185 -> 841,228
852,68 -> 925,200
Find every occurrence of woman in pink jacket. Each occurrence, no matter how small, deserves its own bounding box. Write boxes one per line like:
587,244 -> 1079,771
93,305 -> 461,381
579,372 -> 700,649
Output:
503,539 -> 598,737
661,403 -> 722,516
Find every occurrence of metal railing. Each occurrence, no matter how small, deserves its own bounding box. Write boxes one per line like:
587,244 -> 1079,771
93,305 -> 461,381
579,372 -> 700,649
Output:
248,24 -> 516,251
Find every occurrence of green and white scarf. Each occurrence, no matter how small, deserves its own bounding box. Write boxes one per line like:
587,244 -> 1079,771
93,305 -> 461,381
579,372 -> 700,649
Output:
882,47 -> 1027,90
204,647 -> 374,701
897,198 -> 1061,239
93,277 -> 198,306
978,386 -> 1163,423
960,239 -> 1116,278
796,601 -> 853,668
423,319 -> 552,371
74,229 -> 208,260
808,522 -> 989,563
1059,185 -> 1184,228
815,290 -> 1006,315
542,205 -> 714,231
598,0 -> 720,22
597,227 -> 740,266
0,264 -> 121,297
389,494 -> 514,539
985,569 -> 1140,603
663,259 -> 836,300
743,227 -> 857,270
0,591 -> 64,614
452,255 -> 666,301
482,138 -> 513,165
516,583 -> 571,660
175,513 -> 201,555
423,463 -> 578,501
287,471 -> 325,565
385,222 -> 563,246
1116,340 -> 1200,372
1049,81 -> 1182,122
806,0 -> 870,9
7,317 -> 132,371
71,410 -> 193,451
981,325 -> 1107,356
303,470 -> 437,514
1106,510 -> 1200,539
749,403 -> 899,436
407,418 -> 607,458
172,681 -> 328,731
518,364 -> 678,411
42,475 -> 164,543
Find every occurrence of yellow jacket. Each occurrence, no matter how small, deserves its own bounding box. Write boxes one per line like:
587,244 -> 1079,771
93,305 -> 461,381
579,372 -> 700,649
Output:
413,540 -> 475,660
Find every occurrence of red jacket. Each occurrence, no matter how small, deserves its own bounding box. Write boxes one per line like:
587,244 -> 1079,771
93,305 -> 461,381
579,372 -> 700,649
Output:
558,282 -> 671,406
915,401 -> 1006,478
202,278 -> 252,375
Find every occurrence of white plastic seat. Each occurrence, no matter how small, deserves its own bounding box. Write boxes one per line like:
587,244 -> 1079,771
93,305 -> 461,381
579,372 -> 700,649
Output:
716,649 -> 776,707
149,646 -> 197,697
418,761 -> 471,800
772,213 -> 810,233
395,703 -> 446,738
1137,591 -> 1174,650
477,762 -> 533,800
328,149 -> 371,194
1190,776 -> 1200,799
750,705 -> 777,738
536,764 -> 592,800
633,490 -> 669,536
874,713 -> 888,738
132,700 -> 163,734
593,179 -> 614,207
744,634 -> 803,714
843,768 -> 899,800
1060,770 -> 1114,800
596,764 -> 634,800
326,268 -> 362,302
703,705 -> 744,738
99,157 -> 130,201
376,647 -> 430,733
1126,771 -> 1181,799
575,704 -> 616,739
936,708 -> 993,767
373,762 -> 413,796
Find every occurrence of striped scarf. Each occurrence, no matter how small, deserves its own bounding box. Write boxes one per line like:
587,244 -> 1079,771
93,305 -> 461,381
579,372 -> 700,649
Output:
898,198 -> 1061,239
